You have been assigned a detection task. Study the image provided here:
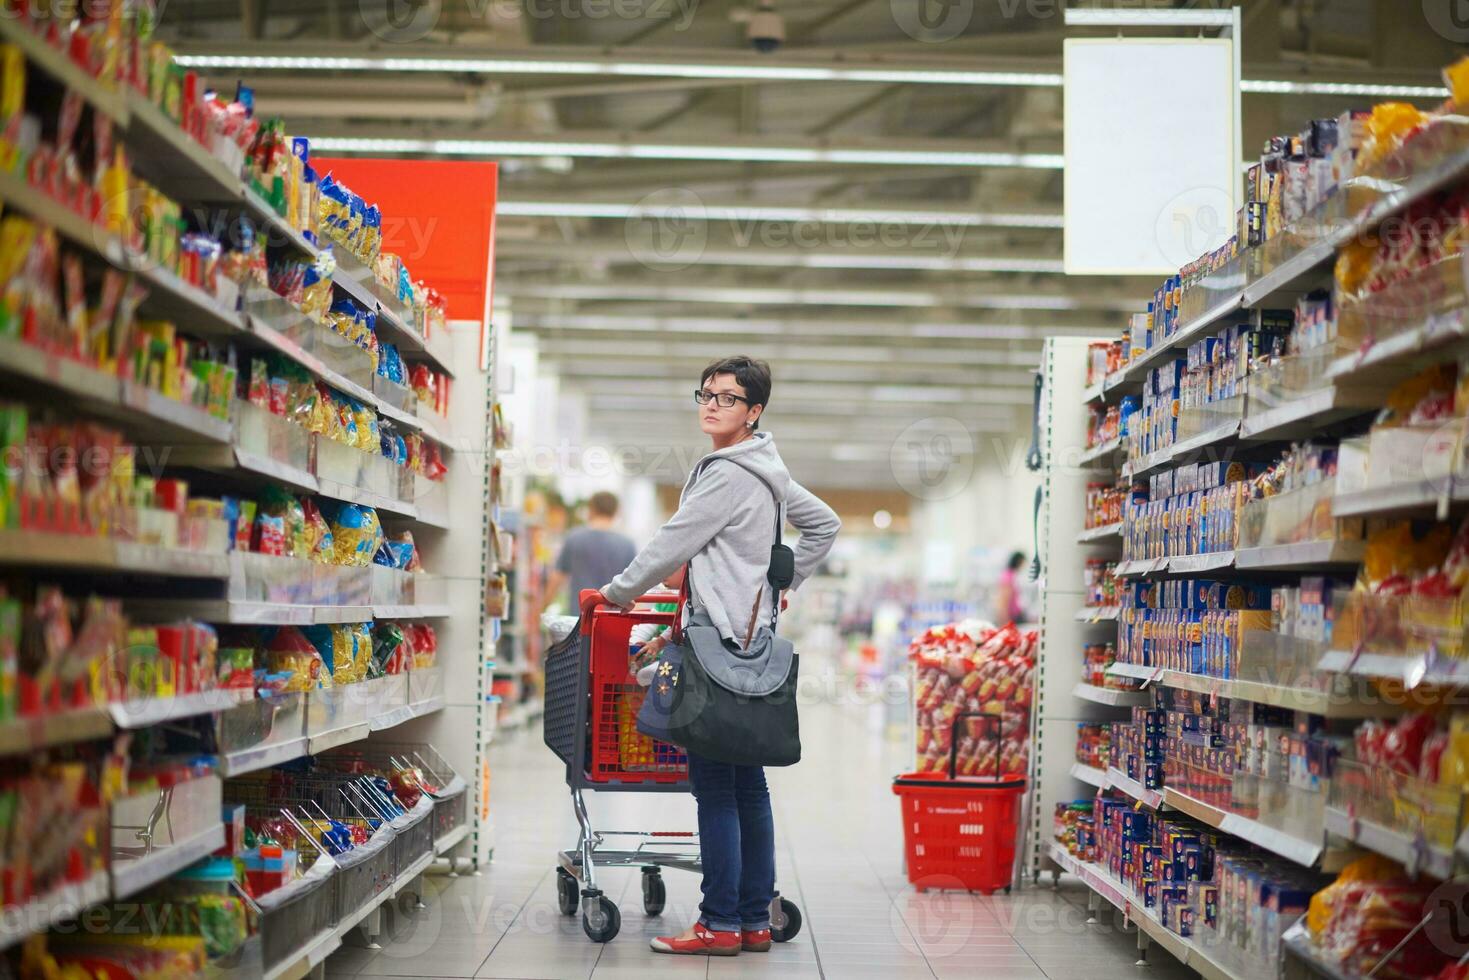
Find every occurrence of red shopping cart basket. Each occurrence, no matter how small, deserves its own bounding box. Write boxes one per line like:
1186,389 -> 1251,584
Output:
892,713 -> 1025,894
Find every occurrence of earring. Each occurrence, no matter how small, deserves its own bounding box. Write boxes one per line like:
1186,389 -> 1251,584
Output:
746,420 -> 755,428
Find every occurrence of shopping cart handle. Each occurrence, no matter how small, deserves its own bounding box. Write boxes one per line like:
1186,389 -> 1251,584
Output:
578,589 -> 680,608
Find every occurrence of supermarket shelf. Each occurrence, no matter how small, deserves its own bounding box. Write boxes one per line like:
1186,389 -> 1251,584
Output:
1166,551 -> 1237,575
1074,606 -> 1120,623
368,696 -> 445,732
1113,146 -> 1469,389
1076,523 -> 1122,544
1332,477 -> 1469,518
1079,438 -> 1122,466
123,92 -> 242,203
307,722 -> 370,755
1328,307 -> 1469,388
246,318 -> 378,409
127,600 -> 374,625
0,336 -> 233,446
1323,805 -> 1455,880
1106,662 -> 1157,681
1116,557 -> 1169,578
219,736 -> 310,778
1128,418 -> 1241,480
1104,767 -> 1165,810
264,851 -> 437,980
0,531 -> 231,578
0,171 -> 246,342
1239,386 -> 1378,442
111,822 -> 227,900
264,927 -> 340,980
0,707 -> 113,756
371,604 -> 454,620
245,185 -> 319,259
1317,649 -> 1469,687
110,689 -> 248,729
0,870 -> 111,952
1281,926 -> 1358,980
434,822 -> 471,856
1069,761 -> 1108,788
176,445 -> 430,525
1053,847 -> 1271,980
1161,788 -> 1323,867
1234,539 -> 1365,571
1105,662 -> 1388,718
1082,380 -> 1104,405
0,20 -> 127,122
1122,288 -> 1248,384
1046,843 -> 1128,913
1071,683 -> 1149,708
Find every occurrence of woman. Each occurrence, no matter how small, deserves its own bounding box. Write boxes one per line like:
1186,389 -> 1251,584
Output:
584,355 -> 840,957
994,550 -> 1028,624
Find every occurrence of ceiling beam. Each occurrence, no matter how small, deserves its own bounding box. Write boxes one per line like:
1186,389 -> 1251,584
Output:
496,198 -> 1063,229
498,238 -> 1064,273
501,280 -> 1142,312
301,130 -> 1064,169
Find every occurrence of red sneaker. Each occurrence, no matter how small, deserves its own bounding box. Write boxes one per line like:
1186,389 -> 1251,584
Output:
741,928 -> 772,952
650,923 -> 741,956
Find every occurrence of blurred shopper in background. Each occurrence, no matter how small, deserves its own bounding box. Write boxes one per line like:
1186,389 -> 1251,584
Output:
547,492 -> 637,613
995,550 -> 1028,625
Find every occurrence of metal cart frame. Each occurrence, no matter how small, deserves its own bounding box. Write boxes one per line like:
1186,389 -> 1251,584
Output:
544,595 -> 803,944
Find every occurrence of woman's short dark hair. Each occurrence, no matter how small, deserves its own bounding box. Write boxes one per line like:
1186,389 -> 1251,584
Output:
1007,551 -> 1026,571
701,356 -> 772,429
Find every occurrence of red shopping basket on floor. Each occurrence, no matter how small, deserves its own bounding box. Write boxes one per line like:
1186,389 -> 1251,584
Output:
892,713 -> 1025,894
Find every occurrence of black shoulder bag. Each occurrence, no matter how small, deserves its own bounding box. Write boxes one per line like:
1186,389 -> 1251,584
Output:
638,474 -> 801,767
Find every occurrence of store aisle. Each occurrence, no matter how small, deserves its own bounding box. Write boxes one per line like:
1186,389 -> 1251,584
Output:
325,702 -> 1195,980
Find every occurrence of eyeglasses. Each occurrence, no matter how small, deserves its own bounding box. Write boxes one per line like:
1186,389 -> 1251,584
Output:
693,389 -> 750,409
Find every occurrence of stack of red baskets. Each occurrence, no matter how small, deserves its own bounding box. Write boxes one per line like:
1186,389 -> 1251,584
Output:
892,713 -> 1026,894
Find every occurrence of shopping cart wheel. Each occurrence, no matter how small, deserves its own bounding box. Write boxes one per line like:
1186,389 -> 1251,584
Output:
556,869 -> 579,916
770,896 -> 802,943
641,868 -> 666,916
581,891 -> 621,943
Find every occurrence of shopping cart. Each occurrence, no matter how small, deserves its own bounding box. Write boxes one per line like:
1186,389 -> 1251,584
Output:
543,591 -> 803,944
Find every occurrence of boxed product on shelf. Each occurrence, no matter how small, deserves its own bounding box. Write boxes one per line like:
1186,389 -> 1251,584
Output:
1237,442 -> 1363,549
910,621 -> 1035,778
1117,578 -> 1274,676
1091,791 -> 1330,974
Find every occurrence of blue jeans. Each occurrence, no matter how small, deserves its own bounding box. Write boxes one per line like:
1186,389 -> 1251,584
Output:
686,751 -> 774,933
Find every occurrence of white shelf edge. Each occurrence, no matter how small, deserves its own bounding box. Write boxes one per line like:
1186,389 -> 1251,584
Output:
1162,788 -> 1323,868
433,823 -> 471,856
1068,761 -> 1108,788
1076,523 -> 1122,544
1323,805 -> 1455,880
1104,766 -> 1165,810
1071,682 -> 1149,707
111,823 -> 227,899
1073,605 -> 1120,623
0,870 -> 111,951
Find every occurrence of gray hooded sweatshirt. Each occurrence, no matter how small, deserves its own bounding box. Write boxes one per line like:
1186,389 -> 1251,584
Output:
602,431 -> 841,644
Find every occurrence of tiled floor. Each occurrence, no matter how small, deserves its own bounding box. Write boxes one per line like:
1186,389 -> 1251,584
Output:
324,701 -> 1196,979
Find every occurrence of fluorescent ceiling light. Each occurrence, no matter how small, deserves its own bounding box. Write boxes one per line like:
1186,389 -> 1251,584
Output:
1239,79 -> 1447,98
308,136 -> 1060,168
504,245 -> 1065,274
1063,8 -> 1233,26
179,52 -> 1445,100
176,53 -> 1061,87
497,200 -> 1065,229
